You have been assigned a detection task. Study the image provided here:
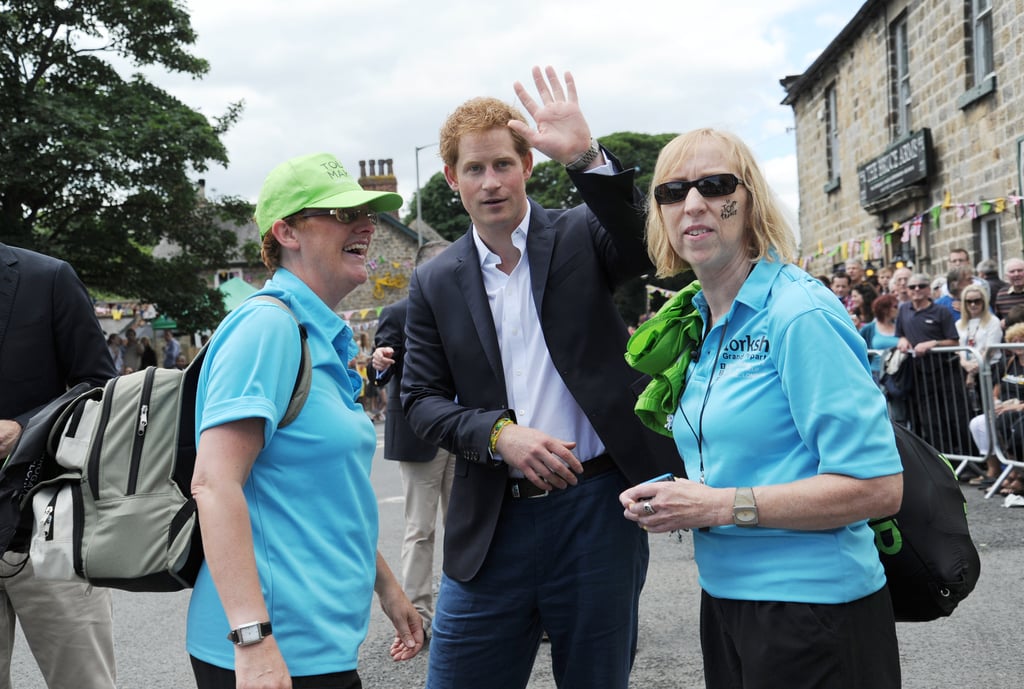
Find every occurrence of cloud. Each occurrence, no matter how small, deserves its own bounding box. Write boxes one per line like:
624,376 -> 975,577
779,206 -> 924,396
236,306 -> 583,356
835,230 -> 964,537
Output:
161,0 -> 862,214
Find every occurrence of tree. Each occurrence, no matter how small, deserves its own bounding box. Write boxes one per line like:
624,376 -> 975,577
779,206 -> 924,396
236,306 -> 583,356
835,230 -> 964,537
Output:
1,0 -> 250,332
527,131 -> 678,326
404,171 -> 470,242
525,131 -> 678,210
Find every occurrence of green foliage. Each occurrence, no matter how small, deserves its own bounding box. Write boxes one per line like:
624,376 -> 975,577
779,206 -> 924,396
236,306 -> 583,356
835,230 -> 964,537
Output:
404,172 -> 471,242
526,131 -> 678,209
0,0 -> 249,332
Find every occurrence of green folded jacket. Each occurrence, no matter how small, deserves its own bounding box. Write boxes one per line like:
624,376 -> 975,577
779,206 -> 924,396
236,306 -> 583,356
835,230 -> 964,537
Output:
624,280 -> 703,437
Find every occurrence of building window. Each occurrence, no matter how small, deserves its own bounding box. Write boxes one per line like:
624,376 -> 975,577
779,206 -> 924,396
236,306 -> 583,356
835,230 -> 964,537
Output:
824,83 -> 840,190
890,14 -> 911,139
959,0 -> 997,107
975,215 -> 1002,267
969,0 -> 994,85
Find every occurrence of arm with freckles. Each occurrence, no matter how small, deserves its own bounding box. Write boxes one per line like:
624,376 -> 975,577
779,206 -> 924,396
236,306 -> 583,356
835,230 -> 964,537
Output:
191,418 -> 291,689
375,551 -> 424,661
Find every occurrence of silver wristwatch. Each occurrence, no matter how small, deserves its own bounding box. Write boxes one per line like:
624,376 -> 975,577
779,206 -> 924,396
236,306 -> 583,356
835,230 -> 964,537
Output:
227,621 -> 273,646
732,487 -> 759,527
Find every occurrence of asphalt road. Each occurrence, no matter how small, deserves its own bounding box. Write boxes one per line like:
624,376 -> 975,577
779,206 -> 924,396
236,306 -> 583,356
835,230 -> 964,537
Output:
11,423 -> 1024,688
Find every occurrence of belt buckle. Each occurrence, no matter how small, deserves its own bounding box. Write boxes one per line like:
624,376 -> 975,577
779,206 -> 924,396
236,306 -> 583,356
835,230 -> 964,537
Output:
511,483 -> 548,499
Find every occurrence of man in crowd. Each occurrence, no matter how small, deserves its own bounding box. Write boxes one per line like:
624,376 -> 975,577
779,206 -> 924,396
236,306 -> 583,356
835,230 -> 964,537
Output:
977,258 -> 1006,301
936,266 -> 975,319
891,266 -> 913,303
844,258 -> 866,287
401,67 -> 680,689
122,327 -> 143,373
161,329 -> 181,369
995,257 -> 1024,321
896,272 -> 973,457
0,242 -> 117,688
370,239 -> 454,640
831,271 -> 854,311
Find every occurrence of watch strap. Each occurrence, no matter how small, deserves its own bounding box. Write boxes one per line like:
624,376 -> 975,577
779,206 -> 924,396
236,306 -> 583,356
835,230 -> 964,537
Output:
733,487 -> 759,527
564,139 -> 600,171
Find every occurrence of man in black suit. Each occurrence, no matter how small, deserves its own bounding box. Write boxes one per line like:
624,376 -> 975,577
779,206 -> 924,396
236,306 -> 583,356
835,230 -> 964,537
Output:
0,243 -> 117,688
370,239 -> 452,638
401,67 -> 681,689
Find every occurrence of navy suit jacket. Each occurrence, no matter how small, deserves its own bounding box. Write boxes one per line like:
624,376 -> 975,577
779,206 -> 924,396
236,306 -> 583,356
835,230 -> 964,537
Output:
373,298 -> 438,462
0,244 -> 116,426
401,160 -> 683,582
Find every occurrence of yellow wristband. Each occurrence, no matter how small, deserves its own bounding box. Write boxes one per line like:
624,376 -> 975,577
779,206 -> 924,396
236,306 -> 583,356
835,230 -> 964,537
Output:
489,418 -> 514,454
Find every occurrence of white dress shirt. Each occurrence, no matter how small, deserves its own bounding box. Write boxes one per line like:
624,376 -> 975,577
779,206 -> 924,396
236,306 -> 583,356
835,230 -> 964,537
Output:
472,205 -> 605,476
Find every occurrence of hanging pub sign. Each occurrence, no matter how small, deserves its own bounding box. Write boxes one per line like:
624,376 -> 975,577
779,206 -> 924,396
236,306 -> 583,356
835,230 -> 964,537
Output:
857,129 -> 933,209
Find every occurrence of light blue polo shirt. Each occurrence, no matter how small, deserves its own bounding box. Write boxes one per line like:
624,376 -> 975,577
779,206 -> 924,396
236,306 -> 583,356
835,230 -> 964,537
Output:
186,268 -> 378,674
673,259 -> 902,604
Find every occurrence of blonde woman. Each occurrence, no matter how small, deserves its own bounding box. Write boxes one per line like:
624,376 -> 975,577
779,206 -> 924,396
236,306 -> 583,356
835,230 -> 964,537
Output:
620,128 -> 902,689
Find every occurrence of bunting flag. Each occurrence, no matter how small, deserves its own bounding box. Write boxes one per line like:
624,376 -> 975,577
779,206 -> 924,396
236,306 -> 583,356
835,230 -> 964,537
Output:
797,188 -> 1021,267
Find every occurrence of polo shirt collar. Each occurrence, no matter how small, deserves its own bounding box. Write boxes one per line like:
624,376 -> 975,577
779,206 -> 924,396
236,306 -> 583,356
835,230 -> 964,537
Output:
267,268 -> 355,359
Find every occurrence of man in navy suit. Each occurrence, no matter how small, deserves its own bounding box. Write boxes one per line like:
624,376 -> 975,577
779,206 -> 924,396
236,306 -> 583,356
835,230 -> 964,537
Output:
370,239 -> 452,639
401,67 -> 681,689
0,243 -> 117,688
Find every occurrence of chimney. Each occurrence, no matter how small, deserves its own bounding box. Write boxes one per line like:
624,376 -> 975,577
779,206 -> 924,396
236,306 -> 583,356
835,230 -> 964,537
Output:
357,155 -> 401,219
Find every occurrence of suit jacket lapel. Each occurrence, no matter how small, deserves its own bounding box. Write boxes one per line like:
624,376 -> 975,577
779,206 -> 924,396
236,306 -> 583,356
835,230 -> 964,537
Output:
453,239 -> 506,385
0,245 -> 19,358
526,201 -> 554,315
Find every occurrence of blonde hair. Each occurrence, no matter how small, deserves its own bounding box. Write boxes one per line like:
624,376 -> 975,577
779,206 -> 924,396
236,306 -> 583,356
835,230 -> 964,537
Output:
439,97 -> 530,169
645,128 -> 796,278
957,284 -> 995,330
1004,323 -> 1024,344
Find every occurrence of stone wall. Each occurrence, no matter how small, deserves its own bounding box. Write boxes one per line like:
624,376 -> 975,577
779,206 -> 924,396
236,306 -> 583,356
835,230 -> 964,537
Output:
786,0 -> 1024,279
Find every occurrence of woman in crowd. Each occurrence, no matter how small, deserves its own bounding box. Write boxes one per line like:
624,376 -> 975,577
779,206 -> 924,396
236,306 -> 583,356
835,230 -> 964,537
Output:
847,282 -> 877,327
140,336 -> 157,368
957,283 -> 1002,357
970,322 -> 1024,491
188,152 -> 422,689
619,128 -> 903,689
859,294 -> 900,381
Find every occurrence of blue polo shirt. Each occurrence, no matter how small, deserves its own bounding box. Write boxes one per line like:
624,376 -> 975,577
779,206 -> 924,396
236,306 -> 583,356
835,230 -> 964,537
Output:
186,269 -> 378,674
673,259 -> 901,604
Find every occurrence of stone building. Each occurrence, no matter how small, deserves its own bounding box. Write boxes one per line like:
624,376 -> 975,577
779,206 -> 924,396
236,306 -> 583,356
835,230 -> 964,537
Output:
781,0 -> 1024,279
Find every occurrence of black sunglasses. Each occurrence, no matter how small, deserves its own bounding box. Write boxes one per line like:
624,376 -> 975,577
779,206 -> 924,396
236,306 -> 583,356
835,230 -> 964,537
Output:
653,174 -> 745,205
300,208 -> 379,225
907,283 -> 930,290
964,298 -> 984,305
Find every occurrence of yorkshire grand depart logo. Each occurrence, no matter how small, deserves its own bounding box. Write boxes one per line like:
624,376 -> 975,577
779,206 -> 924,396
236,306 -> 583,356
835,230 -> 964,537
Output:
721,334 -> 770,363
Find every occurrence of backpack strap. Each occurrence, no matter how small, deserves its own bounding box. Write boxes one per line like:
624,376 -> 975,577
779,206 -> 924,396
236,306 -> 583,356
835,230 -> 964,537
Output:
249,296 -> 311,428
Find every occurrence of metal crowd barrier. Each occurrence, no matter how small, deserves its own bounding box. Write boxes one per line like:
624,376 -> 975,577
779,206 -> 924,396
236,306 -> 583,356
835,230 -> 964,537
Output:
870,343 -> 1024,499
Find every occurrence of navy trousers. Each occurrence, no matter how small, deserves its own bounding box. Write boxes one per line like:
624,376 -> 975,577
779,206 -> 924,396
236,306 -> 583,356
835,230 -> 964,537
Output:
425,469 -> 648,689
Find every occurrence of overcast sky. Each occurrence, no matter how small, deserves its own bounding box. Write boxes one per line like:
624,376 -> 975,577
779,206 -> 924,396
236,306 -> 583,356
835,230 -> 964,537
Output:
150,0 -> 865,224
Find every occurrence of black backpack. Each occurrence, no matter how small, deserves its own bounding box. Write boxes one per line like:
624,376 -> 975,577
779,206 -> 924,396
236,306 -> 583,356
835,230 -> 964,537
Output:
869,422 -> 981,622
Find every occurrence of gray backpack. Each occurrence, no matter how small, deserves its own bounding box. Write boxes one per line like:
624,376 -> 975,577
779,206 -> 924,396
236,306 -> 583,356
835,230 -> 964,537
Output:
22,295 -> 310,591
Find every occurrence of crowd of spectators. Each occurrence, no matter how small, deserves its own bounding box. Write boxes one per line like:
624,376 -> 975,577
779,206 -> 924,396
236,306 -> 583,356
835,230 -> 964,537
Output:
821,250 -> 1024,497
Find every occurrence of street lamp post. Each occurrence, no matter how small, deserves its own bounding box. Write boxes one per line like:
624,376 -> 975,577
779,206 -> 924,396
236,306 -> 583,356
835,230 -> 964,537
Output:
414,142 -> 437,249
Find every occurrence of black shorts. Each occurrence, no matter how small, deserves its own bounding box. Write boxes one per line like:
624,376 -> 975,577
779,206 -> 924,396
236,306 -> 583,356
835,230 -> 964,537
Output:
699,586 -> 900,689
190,656 -> 361,689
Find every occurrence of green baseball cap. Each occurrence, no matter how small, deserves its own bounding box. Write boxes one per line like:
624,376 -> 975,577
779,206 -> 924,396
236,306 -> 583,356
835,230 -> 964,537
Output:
254,153 -> 403,238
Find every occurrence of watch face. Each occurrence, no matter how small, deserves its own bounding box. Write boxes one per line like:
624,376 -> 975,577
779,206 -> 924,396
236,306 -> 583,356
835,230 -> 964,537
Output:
238,624 -> 262,644
735,508 -> 757,525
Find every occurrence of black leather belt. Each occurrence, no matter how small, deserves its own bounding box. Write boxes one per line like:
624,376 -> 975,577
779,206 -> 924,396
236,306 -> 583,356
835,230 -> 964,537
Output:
507,453 -> 616,499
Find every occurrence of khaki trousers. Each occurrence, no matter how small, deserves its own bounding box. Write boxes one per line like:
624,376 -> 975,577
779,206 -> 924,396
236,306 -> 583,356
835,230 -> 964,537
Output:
398,449 -> 455,630
0,554 -> 115,689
